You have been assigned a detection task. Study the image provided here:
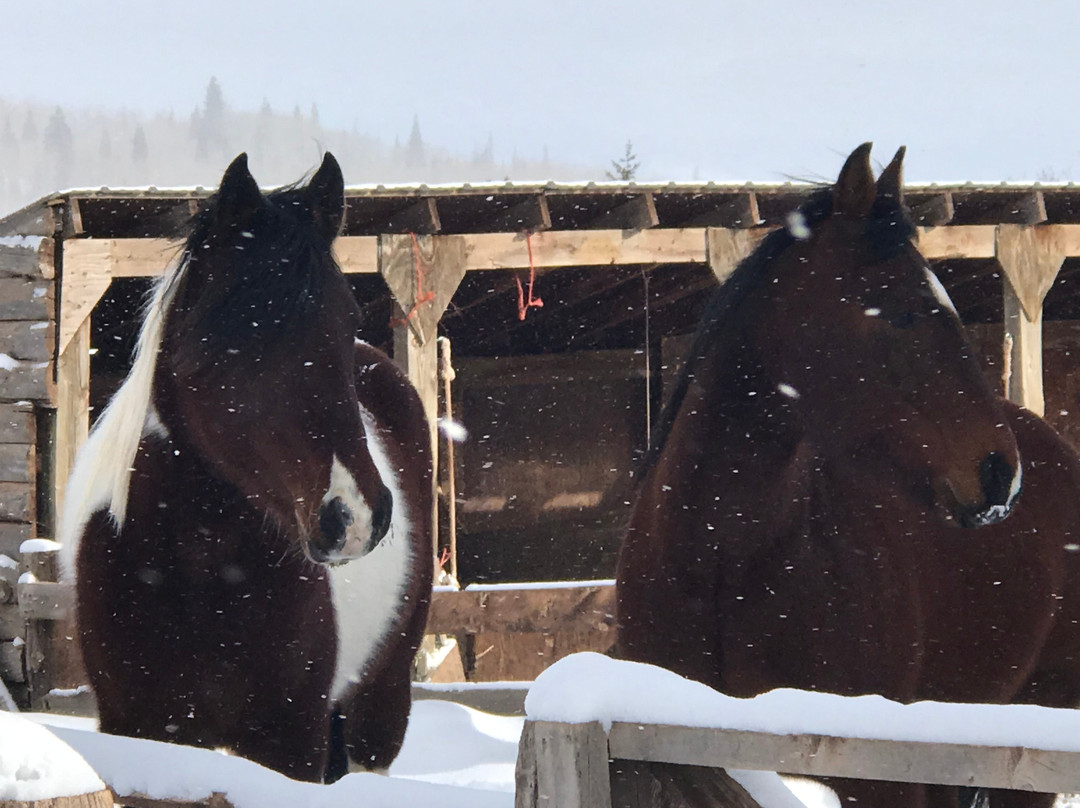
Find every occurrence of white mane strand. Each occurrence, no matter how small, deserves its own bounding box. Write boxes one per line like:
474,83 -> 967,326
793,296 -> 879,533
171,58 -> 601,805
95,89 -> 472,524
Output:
58,254 -> 187,580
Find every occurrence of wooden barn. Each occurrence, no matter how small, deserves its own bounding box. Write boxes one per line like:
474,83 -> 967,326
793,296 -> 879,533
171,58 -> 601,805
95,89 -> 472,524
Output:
1,178 -> 1080,705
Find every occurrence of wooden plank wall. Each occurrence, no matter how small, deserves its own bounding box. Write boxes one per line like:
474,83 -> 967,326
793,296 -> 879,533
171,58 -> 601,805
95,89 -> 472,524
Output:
0,233 -> 56,706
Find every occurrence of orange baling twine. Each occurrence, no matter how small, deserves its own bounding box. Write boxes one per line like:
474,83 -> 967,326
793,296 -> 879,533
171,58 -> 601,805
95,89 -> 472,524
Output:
515,232 -> 544,321
390,232 -> 437,327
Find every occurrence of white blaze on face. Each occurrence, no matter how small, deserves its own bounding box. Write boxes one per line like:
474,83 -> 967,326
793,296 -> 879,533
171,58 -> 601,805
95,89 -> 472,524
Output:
321,455 -> 378,561
923,267 -> 957,315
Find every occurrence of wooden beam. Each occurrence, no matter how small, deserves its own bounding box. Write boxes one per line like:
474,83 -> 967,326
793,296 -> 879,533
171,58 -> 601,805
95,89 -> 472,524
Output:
17,580 -> 73,620
464,229 -> 706,269
707,227 -> 766,284
62,225 -> 1080,290
382,235 -> 467,572
413,682 -> 530,716
481,195 -> 552,233
59,230 -> 710,281
995,225 -> 1066,415
588,194 -> 659,231
0,202 -> 56,238
995,225 -> 1069,321
380,234 -> 468,346
55,319 -> 91,518
681,192 -> 760,229
426,582 -> 615,635
953,190 -> 1047,226
67,198 -> 85,236
918,225 -> 997,259
606,722 -> 1080,794
907,190 -> 954,227
383,198 -> 442,234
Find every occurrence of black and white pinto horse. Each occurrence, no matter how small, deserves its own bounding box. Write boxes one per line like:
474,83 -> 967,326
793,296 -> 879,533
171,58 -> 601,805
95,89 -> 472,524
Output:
60,153 -> 433,782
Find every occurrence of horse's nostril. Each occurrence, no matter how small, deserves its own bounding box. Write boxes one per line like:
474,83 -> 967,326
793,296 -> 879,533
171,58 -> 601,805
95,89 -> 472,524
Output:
317,496 -> 353,554
371,485 -> 392,546
979,451 -> 1016,508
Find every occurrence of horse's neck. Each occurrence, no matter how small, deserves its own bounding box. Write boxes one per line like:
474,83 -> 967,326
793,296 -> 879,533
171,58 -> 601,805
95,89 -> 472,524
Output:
649,325 -> 813,553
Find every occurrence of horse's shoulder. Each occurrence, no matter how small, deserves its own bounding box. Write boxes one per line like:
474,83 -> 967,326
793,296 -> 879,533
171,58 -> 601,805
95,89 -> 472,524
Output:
1004,399 -> 1080,474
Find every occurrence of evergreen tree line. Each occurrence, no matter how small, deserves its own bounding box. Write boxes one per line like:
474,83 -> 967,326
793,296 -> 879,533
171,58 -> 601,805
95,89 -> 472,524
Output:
0,78 -> 591,217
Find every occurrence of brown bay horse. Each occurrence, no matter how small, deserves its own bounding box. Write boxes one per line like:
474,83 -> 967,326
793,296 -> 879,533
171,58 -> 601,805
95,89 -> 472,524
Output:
617,143 -> 1080,808
60,153 -> 432,782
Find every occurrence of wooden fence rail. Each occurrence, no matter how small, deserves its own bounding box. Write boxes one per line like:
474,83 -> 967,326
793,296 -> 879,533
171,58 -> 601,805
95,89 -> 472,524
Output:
515,718 -> 1080,808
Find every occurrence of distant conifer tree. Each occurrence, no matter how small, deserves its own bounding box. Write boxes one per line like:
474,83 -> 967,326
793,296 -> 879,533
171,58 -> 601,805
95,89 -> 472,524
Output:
43,107 -> 74,187
406,115 -> 425,168
21,110 -> 37,142
132,125 -> 148,164
194,77 -> 228,161
1,118 -> 16,151
605,140 -> 641,181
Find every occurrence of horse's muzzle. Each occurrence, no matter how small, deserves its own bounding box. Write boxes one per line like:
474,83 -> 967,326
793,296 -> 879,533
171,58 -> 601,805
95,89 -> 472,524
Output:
308,484 -> 393,563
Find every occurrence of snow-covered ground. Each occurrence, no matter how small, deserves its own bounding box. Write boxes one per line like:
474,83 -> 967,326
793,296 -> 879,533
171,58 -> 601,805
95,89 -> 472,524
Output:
8,653 -> 1080,807
23,700 -> 521,808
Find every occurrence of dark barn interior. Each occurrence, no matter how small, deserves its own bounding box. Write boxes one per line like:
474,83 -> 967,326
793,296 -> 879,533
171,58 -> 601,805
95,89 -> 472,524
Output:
65,181 -> 1080,586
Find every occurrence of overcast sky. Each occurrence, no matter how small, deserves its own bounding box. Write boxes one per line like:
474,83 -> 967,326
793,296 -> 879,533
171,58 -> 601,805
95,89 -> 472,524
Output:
4,1 -> 1078,183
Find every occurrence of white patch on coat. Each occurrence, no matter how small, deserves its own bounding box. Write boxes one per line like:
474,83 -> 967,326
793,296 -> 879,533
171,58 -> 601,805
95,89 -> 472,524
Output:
59,256 -> 186,582
923,267 -> 957,315
328,405 -> 414,700
777,383 -> 801,400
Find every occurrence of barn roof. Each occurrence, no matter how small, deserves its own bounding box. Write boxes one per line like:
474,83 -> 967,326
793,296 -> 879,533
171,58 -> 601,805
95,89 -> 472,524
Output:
5,181 -> 1080,239
4,181 -> 1080,361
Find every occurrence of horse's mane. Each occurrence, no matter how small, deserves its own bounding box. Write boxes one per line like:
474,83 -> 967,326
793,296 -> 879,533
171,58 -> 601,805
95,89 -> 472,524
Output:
166,182 -> 348,377
59,254 -> 185,578
633,184 -> 914,486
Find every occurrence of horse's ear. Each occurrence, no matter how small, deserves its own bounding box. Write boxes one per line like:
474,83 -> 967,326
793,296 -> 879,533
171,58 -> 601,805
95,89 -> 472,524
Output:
833,142 -> 876,217
307,152 -> 346,241
216,153 -> 262,227
876,146 -> 906,205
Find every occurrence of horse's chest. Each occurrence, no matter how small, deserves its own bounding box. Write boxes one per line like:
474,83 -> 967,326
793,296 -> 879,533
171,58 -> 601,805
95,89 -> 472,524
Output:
326,524 -> 413,700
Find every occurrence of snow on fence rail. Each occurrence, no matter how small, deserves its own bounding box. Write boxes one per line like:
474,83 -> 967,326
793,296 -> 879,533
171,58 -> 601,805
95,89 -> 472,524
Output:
515,654 -> 1080,808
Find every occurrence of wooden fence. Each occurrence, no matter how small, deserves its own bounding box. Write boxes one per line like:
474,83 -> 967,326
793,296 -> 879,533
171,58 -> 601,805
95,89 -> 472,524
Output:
3,546 -> 615,708
515,717 -> 1080,808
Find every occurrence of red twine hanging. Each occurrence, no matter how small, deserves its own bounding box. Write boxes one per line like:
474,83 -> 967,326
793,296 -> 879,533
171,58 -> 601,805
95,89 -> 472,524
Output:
389,232 -> 437,328
515,232 -> 544,321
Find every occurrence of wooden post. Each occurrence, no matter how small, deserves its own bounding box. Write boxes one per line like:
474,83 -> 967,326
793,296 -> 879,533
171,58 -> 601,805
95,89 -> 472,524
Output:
438,336 -> 458,582
19,545 -> 83,710
706,228 -> 763,284
516,721 -> 612,808
995,225 -> 1066,415
394,325 -> 439,562
380,234 -> 468,572
54,318 -> 91,519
